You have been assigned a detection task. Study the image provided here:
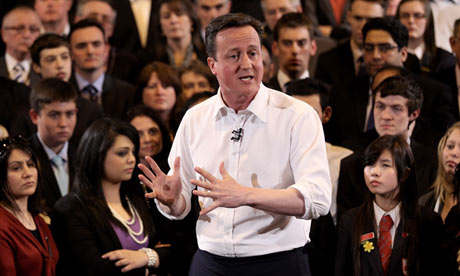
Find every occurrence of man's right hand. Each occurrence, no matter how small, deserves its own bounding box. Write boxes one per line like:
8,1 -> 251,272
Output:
138,156 -> 184,214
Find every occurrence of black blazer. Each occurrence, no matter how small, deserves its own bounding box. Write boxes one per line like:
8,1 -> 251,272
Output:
336,130 -> 437,222
70,73 -> 135,120
29,133 -> 76,213
434,65 -> 459,120
335,207 -> 443,276
0,56 -> 41,87
266,75 -> 282,92
0,76 -> 29,131
420,47 -> 456,77
315,40 -> 355,88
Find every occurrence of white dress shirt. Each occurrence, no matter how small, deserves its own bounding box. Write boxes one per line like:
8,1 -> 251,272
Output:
158,84 -> 331,257
130,0 -> 151,48
373,201 -> 401,247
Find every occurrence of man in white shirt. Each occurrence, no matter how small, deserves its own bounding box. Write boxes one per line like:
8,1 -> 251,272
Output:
139,13 -> 331,276
268,12 -> 316,92
0,6 -> 42,86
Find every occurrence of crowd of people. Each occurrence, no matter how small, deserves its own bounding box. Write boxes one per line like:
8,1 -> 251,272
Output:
0,0 -> 460,275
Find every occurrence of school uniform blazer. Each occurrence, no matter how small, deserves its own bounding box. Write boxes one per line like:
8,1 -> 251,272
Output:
420,47 -> 456,77
434,65 -> 459,120
335,207 -> 443,276
52,193 -> 173,276
0,207 -> 59,276
0,56 -> 41,87
29,133 -> 76,214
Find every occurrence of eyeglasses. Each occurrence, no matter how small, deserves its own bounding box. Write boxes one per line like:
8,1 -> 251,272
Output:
0,136 -> 27,157
2,25 -> 41,34
399,12 -> 426,20
363,43 -> 398,54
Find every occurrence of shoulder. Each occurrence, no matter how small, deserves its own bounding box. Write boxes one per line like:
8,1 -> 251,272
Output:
417,206 -> 442,227
339,207 -> 360,229
265,86 -> 316,116
418,189 -> 437,209
54,193 -> 84,214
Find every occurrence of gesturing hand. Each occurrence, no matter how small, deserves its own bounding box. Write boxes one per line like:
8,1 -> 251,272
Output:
102,249 -> 155,272
191,162 -> 251,215
138,156 -> 182,208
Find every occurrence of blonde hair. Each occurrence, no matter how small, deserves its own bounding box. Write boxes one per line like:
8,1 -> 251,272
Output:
433,121 -> 460,202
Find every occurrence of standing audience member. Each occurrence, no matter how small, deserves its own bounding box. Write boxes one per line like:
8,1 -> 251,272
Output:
179,60 -> 217,101
34,0 -> 72,36
397,0 -> 456,76
68,19 -> 134,119
0,136 -> 59,276
268,12 -> 316,92
139,13 -> 331,275
194,0 -> 232,41
335,135 -> 443,276
0,6 -> 42,86
28,78 -> 78,214
134,61 -> 182,137
52,118 -> 174,276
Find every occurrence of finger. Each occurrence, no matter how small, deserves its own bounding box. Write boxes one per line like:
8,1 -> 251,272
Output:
172,156 -> 180,176
200,201 -> 220,216
219,162 -> 228,178
138,163 -> 158,184
139,174 -> 155,190
121,263 -> 135,273
144,190 -> 157,199
145,156 -> 165,177
192,188 -> 215,198
101,250 -> 120,259
115,258 -> 128,267
191,179 -> 213,190
195,166 -> 218,183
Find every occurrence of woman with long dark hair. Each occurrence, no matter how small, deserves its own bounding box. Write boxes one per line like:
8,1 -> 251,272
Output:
52,118 -> 173,275
335,135 -> 443,276
0,136 -> 59,275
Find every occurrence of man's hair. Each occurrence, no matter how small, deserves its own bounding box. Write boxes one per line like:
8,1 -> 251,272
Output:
69,18 -> 106,42
1,5 -> 37,27
286,78 -> 330,109
76,0 -> 117,17
362,17 -> 408,49
373,75 -> 423,114
454,18 -> 460,37
30,33 -> 70,65
30,78 -> 78,113
205,13 -> 263,59
273,12 -> 313,42
260,0 -> 300,10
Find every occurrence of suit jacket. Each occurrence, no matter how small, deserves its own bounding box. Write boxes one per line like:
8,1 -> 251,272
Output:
107,46 -> 141,85
0,56 -> 41,87
336,130 -> 437,222
434,65 -> 459,120
11,96 -> 103,145
315,40 -> 355,88
111,0 -> 158,57
420,47 -> 456,77
0,76 -> 29,131
0,207 -> 59,276
70,74 -> 135,120
335,207 -> 443,276
29,133 -> 76,214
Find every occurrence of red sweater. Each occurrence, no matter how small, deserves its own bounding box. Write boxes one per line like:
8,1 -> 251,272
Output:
0,206 -> 59,276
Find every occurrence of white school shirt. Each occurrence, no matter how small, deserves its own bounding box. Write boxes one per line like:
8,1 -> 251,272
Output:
157,84 -> 331,257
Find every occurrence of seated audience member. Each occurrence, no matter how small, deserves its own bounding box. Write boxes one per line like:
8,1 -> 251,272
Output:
10,33 -> 103,145
141,0 -> 207,70
420,122 -> 460,222
0,6 -> 42,86
259,0 -> 302,44
52,118 -> 174,276
0,136 -> 59,275
68,19 -> 135,119
435,18 -> 460,120
329,17 -> 455,145
134,62 -> 182,138
28,78 -> 78,214
287,78 -> 352,224
335,135 -> 443,276
268,12 -> 316,92
74,0 -> 141,85
179,60 -> 217,102
396,0 -> 456,77
34,0 -> 72,36
194,0 -> 232,41
337,75 -> 437,222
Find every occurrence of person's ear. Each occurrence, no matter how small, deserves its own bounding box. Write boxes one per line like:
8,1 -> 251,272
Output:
272,41 -> 279,57
310,39 -> 317,57
207,57 -> 217,75
408,108 -> 420,121
29,109 -> 39,125
32,63 -> 41,75
400,46 -> 408,62
322,106 -> 332,124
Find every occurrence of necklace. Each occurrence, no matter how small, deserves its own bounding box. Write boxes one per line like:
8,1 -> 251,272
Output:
108,198 -> 148,245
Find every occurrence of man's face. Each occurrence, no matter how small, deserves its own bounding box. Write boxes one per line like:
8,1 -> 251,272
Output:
262,0 -> 298,31
347,0 -> 384,48
75,1 -> 116,39
70,26 -> 108,73
34,46 -> 72,81
181,71 -> 212,99
273,26 -> 316,79
195,0 -> 231,30
34,0 -> 72,24
374,92 -> 418,137
30,101 -> 77,148
1,9 -> 42,59
363,29 -> 407,76
450,28 -> 460,66
207,26 -> 263,101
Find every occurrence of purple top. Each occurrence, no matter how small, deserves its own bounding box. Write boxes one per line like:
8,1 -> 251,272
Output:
111,211 -> 149,250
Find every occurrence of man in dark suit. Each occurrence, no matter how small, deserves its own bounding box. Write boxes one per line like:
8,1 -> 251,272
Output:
0,76 -> 30,132
0,6 -> 42,87
28,78 -> 78,213
69,19 -> 135,119
267,12 -> 316,92
336,75 -> 437,223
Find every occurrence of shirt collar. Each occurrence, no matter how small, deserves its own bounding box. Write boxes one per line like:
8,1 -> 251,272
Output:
408,42 -> 425,61
5,53 -> 31,75
277,69 -> 309,92
373,201 -> 401,230
75,72 -> 105,94
37,133 -> 68,162
211,84 -> 268,123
